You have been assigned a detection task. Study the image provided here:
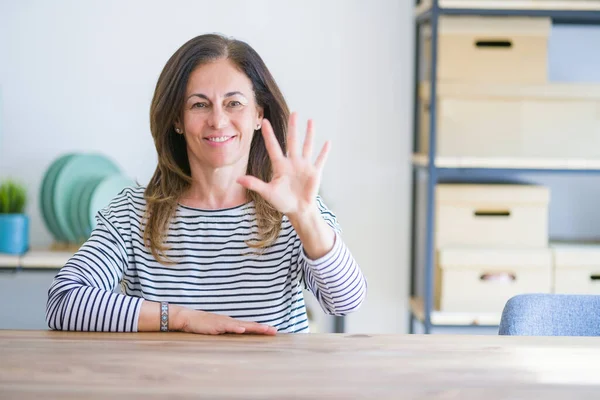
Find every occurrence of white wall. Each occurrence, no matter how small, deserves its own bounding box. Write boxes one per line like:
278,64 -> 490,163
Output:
0,0 -> 414,334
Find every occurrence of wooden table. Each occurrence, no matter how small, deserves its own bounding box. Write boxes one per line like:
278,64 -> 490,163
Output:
2,330 -> 600,399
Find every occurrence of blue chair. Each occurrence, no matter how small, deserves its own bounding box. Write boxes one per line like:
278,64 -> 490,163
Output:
498,293 -> 600,336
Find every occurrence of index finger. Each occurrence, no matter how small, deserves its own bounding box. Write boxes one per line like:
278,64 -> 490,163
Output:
260,119 -> 285,163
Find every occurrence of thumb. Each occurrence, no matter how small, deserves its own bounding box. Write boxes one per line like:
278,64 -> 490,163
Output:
237,175 -> 269,195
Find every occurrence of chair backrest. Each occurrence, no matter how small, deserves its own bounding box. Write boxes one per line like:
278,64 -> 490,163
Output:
498,293 -> 600,336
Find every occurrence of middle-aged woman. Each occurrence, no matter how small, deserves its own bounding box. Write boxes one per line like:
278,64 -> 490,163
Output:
46,33 -> 367,335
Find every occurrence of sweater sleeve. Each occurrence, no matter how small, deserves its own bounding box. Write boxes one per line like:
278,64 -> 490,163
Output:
299,196 -> 368,316
45,190 -> 144,332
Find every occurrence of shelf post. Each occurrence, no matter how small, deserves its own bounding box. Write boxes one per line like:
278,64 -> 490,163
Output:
423,0 -> 440,334
409,0 -> 425,334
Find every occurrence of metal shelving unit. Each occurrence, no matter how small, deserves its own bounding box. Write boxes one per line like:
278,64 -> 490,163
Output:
409,0 -> 600,334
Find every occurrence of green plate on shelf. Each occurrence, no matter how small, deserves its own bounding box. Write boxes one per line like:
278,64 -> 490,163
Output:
77,176 -> 104,240
52,154 -> 121,244
40,153 -> 76,243
88,175 -> 136,229
67,176 -> 102,243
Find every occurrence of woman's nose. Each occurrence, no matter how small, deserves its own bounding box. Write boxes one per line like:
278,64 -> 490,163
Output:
208,106 -> 228,129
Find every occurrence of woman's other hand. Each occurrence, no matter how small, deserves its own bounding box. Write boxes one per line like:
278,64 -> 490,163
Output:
172,306 -> 278,335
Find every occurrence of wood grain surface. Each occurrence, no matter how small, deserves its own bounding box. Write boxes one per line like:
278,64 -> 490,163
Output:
1,330 -> 600,399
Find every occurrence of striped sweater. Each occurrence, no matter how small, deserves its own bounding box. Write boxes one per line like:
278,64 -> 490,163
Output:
46,186 -> 367,333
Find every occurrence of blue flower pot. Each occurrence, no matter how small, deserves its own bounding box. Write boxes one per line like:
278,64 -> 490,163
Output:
0,214 -> 29,255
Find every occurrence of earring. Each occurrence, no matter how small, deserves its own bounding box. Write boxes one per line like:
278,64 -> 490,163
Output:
256,124 -> 261,130
175,128 -> 182,134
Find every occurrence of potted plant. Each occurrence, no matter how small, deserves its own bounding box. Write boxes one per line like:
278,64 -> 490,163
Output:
0,179 -> 29,254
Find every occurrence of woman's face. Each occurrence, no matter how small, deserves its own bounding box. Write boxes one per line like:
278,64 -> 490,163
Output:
177,58 -> 263,173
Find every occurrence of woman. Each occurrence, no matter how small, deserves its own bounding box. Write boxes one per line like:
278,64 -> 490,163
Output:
46,34 -> 367,335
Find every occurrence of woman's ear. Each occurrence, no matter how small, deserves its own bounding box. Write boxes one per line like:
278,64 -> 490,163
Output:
255,107 -> 264,130
174,120 -> 183,134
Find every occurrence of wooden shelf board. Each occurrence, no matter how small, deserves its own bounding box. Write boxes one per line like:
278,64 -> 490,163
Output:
410,297 -> 501,326
0,254 -> 20,268
0,248 -> 74,270
412,154 -> 600,170
416,0 -> 600,15
419,81 -> 600,100
20,250 -> 73,269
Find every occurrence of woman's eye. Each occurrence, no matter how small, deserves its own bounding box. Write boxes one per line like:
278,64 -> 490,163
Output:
192,102 -> 208,109
228,101 -> 242,107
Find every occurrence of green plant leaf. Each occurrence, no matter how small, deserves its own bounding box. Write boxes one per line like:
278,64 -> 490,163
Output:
0,179 -> 27,214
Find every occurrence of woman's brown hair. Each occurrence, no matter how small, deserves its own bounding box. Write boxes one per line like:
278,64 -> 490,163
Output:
144,33 -> 289,264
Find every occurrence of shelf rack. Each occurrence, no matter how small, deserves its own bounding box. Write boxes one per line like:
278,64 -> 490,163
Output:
409,0 -> 600,334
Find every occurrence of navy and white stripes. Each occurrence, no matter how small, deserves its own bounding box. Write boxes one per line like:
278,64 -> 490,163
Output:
46,186 -> 367,333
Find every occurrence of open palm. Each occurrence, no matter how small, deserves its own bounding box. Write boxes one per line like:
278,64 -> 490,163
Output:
237,112 -> 330,217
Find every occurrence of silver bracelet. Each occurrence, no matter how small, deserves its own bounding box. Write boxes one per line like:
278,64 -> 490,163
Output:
160,301 -> 169,332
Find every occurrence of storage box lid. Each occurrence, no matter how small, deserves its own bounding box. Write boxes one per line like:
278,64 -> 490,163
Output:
423,15 -> 551,36
552,242 -> 600,268
436,184 -> 550,206
439,247 -> 552,269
